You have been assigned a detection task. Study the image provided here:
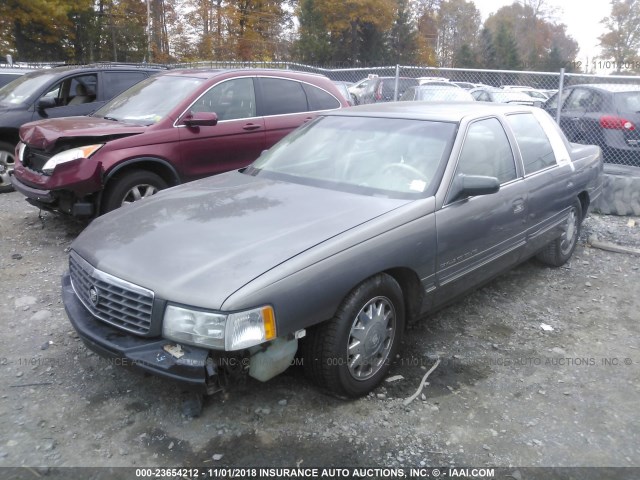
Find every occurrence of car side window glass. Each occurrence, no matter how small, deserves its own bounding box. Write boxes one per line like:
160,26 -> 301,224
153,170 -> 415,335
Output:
42,74 -> 97,106
455,118 -> 517,184
302,83 -> 340,111
565,88 -> 592,110
506,113 -> 557,175
191,77 -> 256,121
102,72 -> 147,99
546,88 -> 571,110
257,77 -> 308,116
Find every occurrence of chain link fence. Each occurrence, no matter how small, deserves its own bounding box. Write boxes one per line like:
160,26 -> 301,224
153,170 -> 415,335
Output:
174,61 -> 640,168
11,59 -> 639,167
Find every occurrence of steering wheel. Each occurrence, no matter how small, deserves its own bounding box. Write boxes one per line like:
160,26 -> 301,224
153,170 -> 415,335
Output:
381,162 -> 428,181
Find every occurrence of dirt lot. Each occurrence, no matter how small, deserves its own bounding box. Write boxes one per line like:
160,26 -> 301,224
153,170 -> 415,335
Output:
0,190 -> 639,476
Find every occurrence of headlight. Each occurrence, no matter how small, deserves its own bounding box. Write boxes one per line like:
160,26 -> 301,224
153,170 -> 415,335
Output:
17,142 -> 26,162
41,144 -> 103,175
163,304 -> 276,351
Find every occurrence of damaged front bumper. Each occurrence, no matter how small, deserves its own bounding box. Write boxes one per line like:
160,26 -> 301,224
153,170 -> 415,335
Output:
62,273 -> 220,393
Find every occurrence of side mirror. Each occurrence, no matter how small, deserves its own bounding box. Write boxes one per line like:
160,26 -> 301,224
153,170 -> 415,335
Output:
183,111 -> 218,127
449,174 -> 500,203
37,97 -> 56,113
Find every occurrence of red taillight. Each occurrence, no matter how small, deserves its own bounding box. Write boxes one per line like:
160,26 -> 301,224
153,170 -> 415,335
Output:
600,115 -> 636,131
375,82 -> 383,100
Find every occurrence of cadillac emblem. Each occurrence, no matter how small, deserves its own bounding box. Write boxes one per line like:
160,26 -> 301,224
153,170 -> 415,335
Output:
89,286 -> 99,306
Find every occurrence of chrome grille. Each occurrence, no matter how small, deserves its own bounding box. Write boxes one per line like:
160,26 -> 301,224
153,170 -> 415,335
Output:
69,251 -> 154,335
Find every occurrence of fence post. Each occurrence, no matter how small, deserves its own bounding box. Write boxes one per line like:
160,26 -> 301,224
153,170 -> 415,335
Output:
394,64 -> 400,101
556,68 -> 565,124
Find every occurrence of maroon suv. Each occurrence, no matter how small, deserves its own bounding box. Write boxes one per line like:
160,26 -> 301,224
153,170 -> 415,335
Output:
11,69 -> 348,216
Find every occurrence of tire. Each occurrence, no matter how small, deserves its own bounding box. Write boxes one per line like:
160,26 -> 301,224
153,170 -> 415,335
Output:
593,164 -> 640,216
101,169 -> 167,214
536,199 -> 582,267
302,273 -> 404,398
0,140 -> 16,193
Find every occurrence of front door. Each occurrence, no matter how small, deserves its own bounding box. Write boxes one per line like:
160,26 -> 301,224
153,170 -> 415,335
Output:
434,117 -> 527,306
177,77 -> 266,180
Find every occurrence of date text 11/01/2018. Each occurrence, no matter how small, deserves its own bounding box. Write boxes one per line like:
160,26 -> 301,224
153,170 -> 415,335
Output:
566,60 -> 640,71
134,467 -> 497,478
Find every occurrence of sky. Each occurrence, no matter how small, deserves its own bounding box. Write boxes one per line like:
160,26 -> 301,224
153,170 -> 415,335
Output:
471,0 -> 613,72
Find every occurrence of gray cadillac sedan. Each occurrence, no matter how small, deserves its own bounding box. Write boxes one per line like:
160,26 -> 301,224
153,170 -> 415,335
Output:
63,102 -> 602,402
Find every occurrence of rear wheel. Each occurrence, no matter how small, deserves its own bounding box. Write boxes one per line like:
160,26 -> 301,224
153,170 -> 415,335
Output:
302,273 -> 404,398
101,170 -> 167,214
536,199 -> 582,267
0,141 -> 16,193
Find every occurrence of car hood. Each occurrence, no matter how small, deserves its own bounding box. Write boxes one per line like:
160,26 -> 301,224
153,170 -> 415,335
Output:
72,171 -> 409,310
20,116 -> 145,151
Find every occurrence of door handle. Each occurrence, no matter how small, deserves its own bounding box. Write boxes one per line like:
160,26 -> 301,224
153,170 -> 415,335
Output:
243,124 -> 261,131
512,198 -> 525,214
303,117 -> 314,123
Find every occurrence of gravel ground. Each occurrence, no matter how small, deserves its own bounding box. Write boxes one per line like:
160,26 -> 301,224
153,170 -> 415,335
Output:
0,190 -> 639,476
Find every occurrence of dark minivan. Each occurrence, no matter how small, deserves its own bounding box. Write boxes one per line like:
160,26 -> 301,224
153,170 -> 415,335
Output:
11,69 -> 349,216
0,64 -> 162,191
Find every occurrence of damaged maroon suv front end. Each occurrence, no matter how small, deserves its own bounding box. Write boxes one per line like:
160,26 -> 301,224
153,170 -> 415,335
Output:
12,117 -> 146,215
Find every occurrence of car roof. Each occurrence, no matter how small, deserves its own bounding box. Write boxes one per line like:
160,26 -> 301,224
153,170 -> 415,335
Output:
160,68 -> 330,80
0,66 -> 38,74
19,64 -> 164,78
568,83 -> 640,93
324,101 -> 539,122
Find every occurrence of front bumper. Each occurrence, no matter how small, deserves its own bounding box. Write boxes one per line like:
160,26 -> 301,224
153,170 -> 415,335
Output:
62,272 -> 216,392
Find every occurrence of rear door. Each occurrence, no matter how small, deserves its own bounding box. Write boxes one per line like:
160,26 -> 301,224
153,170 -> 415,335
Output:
177,76 -> 266,180
504,111 -> 575,256
257,77 -> 341,149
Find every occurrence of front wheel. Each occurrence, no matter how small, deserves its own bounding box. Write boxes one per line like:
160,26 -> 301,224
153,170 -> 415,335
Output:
0,140 -> 16,193
302,274 -> 405,398
536,199 -> 582,267
101,170 -> 167,214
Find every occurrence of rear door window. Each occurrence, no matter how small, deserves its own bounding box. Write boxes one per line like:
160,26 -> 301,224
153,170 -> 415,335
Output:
102,71 -> 148,99
257,78 -> 307,116
505,113 -> 557,175
302,83 -> 340,111
615,91 -> 640,113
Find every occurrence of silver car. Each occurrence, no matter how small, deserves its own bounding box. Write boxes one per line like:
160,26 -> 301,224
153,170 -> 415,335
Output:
63,102 -> 602,401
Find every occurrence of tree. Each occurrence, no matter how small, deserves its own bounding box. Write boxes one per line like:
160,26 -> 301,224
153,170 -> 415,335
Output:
435,0 -> 481,68
483,2 -> 577,72
477,27 -> 496,69
454,43 -> 477,68
292,0 -> 333,63
315,0 -> 396,65
599,0 -> 640,72
388,0 -> 421,64
493,21 -> 521,70
0,0 -> 92,62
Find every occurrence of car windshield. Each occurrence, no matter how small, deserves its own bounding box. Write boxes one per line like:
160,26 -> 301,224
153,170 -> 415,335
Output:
93,75 -> 205,125
0,70 -> 57,105
247,115 -> 456,198
417,88 -> 474,101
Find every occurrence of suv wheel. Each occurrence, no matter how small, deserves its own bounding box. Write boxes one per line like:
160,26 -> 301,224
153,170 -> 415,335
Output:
0,141 -> 16,193
102,170 -> 167,214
